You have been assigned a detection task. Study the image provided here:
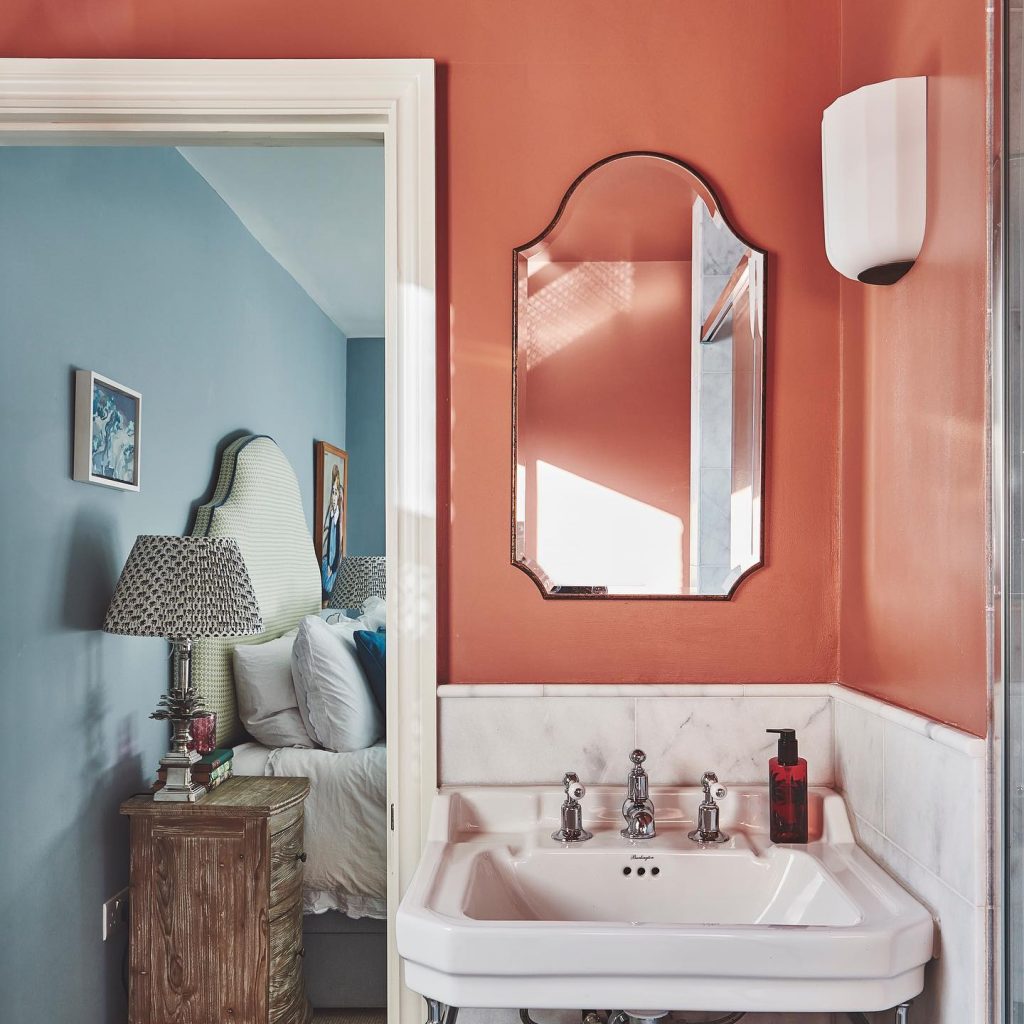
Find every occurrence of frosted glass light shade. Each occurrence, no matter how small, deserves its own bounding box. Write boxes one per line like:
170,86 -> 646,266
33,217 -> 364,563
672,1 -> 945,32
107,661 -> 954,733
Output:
822,76 -> 927,285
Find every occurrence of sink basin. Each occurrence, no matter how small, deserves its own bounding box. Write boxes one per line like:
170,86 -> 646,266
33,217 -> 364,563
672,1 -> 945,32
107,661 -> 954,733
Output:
397,786 -> 935,1014
462,844 -> 861,927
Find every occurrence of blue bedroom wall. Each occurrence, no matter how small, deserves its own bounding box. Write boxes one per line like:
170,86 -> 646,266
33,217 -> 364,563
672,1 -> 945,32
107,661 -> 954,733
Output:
0,147 -> 346,1023
345,338 -> 386,555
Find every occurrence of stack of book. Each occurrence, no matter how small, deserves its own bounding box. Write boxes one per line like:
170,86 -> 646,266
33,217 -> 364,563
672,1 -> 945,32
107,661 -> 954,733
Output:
155,748 -> 234,793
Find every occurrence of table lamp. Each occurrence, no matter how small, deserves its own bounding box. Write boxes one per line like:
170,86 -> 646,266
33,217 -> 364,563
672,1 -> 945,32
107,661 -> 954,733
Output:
104,535 -> 263,802
328,555 -> 386,609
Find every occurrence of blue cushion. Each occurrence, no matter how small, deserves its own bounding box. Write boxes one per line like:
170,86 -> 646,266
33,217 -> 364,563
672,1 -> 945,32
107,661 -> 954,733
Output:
354,628 -> 386,716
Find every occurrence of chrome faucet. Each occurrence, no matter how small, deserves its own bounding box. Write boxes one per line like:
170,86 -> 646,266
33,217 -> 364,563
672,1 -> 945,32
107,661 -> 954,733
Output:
552,772 -> 593,843
688,770 -> 729,844
620,749 -> 657,840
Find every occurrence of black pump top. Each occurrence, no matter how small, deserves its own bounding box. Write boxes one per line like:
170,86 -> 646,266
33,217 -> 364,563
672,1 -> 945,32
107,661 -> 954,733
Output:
767,728 -> 799,766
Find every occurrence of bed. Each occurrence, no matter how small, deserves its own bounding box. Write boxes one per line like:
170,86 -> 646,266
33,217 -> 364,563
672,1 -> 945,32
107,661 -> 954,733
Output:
190,434 -> 388,1008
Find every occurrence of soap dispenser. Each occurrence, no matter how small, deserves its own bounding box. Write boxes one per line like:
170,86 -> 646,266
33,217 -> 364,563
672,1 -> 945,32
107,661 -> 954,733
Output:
766,728 -> 808,843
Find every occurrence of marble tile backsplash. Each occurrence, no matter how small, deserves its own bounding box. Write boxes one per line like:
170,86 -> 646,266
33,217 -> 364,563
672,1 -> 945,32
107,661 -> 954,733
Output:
831,688 -> 989,1024
439,685 -> 834,787
438,683 -> 990,1024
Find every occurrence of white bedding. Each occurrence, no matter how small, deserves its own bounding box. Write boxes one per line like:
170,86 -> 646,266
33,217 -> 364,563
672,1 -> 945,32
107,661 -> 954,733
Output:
233,740 -> 387,919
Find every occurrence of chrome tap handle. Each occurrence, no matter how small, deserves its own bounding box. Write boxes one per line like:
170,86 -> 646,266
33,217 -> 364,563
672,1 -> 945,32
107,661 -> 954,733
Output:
626,749 -> 650,803
563,771 -> 586,802
690,769 -> 729,844
552,771 -> 593,843
621,749 -> 657,839
700,770 -> 727,803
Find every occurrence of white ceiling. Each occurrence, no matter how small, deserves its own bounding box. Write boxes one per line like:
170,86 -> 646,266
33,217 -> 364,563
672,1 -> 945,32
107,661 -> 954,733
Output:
178,143 -> 385,338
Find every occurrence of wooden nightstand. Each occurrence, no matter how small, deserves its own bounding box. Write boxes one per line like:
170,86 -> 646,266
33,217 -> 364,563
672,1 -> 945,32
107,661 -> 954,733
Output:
121,776 -> 312,1024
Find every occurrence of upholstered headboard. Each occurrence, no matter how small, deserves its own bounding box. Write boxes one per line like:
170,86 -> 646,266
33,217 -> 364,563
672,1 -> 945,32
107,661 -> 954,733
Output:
191,435 -> 321,745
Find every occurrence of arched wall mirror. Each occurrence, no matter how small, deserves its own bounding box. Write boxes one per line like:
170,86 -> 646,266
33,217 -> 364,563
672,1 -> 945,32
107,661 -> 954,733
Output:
512,152 -> 767,599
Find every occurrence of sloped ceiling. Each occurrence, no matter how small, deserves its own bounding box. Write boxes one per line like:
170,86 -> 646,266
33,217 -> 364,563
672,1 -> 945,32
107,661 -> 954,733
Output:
178,143 -> 384,338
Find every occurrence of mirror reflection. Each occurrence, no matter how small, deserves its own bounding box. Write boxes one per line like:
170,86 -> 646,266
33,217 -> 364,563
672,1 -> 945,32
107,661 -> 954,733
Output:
513,152 -> 766,598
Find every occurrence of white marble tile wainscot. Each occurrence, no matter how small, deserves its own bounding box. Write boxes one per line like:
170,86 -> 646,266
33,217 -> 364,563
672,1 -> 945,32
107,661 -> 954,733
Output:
438,683 -> 835,786
831,686 -> 989,1024
437,683 -> 990,1024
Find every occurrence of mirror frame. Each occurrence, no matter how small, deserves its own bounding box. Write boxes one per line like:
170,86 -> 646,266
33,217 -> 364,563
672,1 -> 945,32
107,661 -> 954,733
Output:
511,150 -> 769,600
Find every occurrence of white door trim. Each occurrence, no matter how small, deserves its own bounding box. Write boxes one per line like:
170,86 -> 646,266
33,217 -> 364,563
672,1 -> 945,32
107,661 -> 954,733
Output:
0,57 -> 437,1024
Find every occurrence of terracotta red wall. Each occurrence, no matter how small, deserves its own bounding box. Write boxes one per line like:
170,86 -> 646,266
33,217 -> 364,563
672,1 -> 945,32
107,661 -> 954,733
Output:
426,4 -> 843,682
837,0 -> 990,736
1,0 -> 846,686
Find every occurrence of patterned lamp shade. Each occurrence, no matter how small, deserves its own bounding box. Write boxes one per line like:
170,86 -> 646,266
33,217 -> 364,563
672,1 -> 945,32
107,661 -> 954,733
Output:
329,556 -> 387,609
103,535 -> 263,639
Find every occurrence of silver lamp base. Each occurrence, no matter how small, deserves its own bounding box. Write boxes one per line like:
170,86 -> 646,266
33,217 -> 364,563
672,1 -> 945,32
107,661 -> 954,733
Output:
151,639 -> 209,802
154,746 -> 207,802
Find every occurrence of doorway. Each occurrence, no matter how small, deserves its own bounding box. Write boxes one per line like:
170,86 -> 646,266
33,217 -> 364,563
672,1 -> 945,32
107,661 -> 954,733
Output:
0,58 -> 436,1024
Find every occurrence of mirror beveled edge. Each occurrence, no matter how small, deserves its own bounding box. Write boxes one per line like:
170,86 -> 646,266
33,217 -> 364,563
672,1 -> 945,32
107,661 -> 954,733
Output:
510,150 -> 770,601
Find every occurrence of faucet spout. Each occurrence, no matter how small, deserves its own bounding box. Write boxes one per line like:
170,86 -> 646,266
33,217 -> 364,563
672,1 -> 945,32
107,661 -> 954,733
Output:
620,749 -> 657,840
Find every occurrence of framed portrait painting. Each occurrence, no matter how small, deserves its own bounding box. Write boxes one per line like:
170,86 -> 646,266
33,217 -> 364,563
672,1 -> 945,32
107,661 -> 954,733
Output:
73,370 -> 141,491
314,440 -> 348,603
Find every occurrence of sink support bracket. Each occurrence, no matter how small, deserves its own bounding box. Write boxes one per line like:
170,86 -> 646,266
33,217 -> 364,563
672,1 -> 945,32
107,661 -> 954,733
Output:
425,999 -> 459,1024
847,1002 -> 911,1024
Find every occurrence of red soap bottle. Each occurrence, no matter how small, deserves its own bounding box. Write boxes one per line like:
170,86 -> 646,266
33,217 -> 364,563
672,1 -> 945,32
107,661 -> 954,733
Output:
767,728 -> 808,843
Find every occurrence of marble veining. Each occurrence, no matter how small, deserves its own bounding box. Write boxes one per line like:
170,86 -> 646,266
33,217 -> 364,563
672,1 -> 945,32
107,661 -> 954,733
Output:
879,721 -> 986,907
698,467 -> 732,566
698,370 -> 733,469
439,696 -> 634,786
832,690 -> 988,1024
833,698 -> 884,832
440,692 -> 833,787
635,694 -> 833,786
700,205 -> 747,277
853,816 -> 986,1024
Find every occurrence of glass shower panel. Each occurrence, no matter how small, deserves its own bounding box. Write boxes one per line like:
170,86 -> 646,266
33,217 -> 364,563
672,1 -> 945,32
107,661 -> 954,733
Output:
1007,2 -> 1024,1019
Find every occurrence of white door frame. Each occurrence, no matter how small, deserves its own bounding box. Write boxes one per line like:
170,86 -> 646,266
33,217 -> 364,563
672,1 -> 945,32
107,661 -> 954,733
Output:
0,58 -> 437,1024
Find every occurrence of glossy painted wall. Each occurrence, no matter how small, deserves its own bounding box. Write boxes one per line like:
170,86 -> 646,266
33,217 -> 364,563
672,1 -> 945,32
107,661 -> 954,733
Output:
837,0 -> 990,736
0,2 -> 844,685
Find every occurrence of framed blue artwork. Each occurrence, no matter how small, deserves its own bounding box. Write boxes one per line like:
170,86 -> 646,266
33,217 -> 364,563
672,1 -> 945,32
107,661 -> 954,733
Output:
73,370 -> 142,491
314,440 -> 348,603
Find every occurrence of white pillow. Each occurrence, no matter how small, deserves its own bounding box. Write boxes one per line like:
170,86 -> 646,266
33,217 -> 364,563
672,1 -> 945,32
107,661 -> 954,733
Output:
319,608 -> 358,626
233,631 -> 317,748
291,615 -> 383,752
359,595 -> 387,632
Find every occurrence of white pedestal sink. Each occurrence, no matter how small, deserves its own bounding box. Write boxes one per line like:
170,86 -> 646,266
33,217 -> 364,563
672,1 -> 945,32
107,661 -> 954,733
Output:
397,785 -> 934,1014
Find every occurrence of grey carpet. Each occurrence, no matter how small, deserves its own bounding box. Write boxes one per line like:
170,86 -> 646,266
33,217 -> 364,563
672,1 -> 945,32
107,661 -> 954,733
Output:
313,1009 -> 387,1024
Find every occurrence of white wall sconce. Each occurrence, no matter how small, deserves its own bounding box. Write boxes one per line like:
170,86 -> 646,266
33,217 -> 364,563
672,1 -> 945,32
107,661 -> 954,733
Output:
822,76 -> 927,285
